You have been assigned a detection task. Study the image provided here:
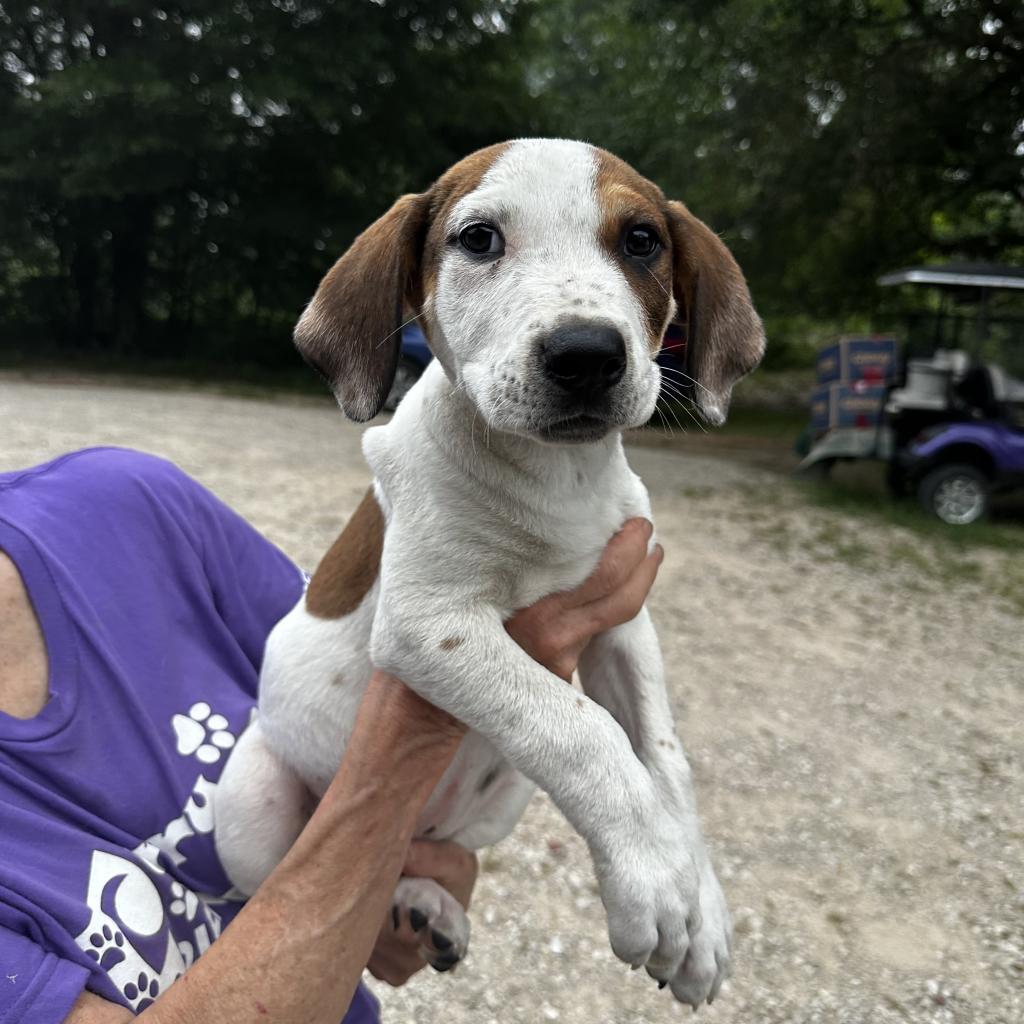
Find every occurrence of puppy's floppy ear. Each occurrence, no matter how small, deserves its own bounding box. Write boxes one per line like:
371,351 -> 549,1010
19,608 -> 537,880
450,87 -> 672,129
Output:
666,201 -> 765,426
295,192 -> 430,422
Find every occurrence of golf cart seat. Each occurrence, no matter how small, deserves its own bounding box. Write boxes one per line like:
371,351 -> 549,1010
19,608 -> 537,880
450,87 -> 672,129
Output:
954,365 -> 1002,419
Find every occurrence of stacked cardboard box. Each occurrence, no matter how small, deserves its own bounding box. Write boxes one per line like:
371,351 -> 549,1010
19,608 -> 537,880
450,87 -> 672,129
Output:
810,336 -> 898,434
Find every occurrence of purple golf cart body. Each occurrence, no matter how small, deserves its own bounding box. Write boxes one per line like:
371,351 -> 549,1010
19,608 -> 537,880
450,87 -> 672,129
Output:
799,263 -> 1024,524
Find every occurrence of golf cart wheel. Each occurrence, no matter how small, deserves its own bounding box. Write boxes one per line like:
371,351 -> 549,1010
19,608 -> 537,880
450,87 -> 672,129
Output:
917,463 -> 990,525
383,355 -> 421,412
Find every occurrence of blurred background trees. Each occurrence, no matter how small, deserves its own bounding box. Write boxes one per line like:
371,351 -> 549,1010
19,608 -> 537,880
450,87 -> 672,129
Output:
1,0 -> 1021,376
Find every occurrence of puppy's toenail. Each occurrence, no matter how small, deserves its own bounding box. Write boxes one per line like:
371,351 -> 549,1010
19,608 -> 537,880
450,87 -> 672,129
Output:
391,906 -> 399,930
409,908 -> 428,932
431,929 -> 453,951
431,953 -> 460,972
658,980 -> 667,990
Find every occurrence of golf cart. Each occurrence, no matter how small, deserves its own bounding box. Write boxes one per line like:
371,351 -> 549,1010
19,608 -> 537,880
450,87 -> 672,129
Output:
798,263 -> 1024,524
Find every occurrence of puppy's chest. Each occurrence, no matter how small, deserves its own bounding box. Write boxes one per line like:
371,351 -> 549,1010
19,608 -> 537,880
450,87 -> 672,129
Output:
500,489 -> 650,610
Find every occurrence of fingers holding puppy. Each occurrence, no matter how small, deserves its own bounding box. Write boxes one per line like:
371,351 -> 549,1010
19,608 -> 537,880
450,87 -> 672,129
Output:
505,518 -> 662,680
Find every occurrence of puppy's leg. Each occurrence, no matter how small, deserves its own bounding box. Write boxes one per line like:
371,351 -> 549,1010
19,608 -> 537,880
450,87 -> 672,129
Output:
390,877 -> 471,973
214,719 -> 311,896
578,608 -> 731,1006
375,606 -> 708,996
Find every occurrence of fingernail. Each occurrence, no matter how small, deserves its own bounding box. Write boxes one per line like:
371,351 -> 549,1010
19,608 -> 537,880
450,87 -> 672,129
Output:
409,908 -> 428,932
654,543 -> 664,560
643,519 -> 654,537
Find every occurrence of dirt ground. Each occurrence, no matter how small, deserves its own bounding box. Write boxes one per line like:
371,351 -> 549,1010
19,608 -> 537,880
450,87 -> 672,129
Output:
1,377 -> 1020,1024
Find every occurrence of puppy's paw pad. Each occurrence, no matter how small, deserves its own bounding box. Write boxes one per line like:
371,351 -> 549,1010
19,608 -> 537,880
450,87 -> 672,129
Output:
392,876 -> 470,967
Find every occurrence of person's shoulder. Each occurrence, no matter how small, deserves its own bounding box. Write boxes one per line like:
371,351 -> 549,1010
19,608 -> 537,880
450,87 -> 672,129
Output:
35,447 -> 203,505
1,447 -> 214,537
53,446 -> 188,484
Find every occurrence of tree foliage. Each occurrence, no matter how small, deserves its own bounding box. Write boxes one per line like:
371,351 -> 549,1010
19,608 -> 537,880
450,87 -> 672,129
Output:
0,0 -> 1020,369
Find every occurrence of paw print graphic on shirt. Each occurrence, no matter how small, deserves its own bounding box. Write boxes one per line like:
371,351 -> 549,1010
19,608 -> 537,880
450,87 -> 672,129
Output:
171,702 -> 235,764
168,881 -> 200,922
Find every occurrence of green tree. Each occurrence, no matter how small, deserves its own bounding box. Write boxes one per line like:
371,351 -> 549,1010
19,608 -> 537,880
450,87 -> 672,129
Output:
531,0 -> 1024,321
0,0 -> 537,361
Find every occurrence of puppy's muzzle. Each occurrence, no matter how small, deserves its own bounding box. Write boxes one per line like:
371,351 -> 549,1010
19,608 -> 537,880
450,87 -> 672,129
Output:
540,322 -> 626,400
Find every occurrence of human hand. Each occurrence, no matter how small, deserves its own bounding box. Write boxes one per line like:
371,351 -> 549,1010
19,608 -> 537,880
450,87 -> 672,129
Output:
505,518 -> 663,681
366,839 -> 478,986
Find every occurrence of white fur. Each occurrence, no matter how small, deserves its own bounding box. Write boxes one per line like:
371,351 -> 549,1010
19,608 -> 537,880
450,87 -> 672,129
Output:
215,140 -> 731,1005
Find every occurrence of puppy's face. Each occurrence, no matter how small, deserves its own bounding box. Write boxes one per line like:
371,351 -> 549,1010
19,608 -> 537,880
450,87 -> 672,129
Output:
296,140 -> 764,440
422,141 -> 672,442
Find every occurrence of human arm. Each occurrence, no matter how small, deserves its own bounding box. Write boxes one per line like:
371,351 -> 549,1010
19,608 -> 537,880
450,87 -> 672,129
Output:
59,518 -> 661,1022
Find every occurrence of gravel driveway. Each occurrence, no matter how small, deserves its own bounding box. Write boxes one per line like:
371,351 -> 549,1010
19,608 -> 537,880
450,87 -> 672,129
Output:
2,377 -> 1020,1024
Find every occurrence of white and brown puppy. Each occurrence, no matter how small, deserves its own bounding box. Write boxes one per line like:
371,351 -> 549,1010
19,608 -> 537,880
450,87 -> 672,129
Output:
215,139 -> 764,1007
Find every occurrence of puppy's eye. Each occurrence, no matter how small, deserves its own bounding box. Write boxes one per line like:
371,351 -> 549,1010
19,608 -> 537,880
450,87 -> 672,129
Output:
459,223 -> 504,257
623,225 -> 661,259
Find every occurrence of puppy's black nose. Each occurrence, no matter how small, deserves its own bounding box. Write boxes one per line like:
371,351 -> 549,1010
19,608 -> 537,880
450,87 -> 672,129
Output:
541,323 -> 626,396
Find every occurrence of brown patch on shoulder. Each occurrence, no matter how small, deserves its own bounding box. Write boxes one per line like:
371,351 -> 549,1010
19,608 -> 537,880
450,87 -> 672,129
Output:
593,148 -> 674,353
439,636 -> 464,652
417,143 -> 510,322
305,488 -> 385,619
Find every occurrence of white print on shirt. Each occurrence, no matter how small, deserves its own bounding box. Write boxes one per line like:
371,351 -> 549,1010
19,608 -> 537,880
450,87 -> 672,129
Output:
73,706 -> 242,1010
171,701 -> 236,764
134,774 -> 217,872
72,849 -> 221,1011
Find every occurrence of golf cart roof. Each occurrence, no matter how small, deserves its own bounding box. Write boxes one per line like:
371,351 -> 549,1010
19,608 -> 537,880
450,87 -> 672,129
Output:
878,263 -> 1024,291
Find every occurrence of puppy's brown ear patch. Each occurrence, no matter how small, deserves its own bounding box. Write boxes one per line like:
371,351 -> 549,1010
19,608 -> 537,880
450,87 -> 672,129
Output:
666,201 -> 765,425
306,488 -> 385,619
295,193 -> 430,422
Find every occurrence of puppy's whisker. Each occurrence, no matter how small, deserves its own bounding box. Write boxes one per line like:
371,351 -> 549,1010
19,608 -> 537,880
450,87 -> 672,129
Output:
655,393 -> 687,437
652,399 -> 676,439
643,265 -> 672,300
676,398 -> 709,434
659,364 -> 715,399
376,313 -> 422,351
657,378 -> 708,434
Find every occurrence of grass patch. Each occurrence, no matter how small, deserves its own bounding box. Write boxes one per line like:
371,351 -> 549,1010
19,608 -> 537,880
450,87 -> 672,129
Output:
715,406 -> 808,440
798,474 -> 1024,553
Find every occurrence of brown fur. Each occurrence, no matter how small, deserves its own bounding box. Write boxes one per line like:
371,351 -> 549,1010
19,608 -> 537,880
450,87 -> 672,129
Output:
293,145 -> 509,422
418,143 -> 510,323
305,488 -> 385,619
594,148 -> 763,416
665,200 -> 764,422
594,150 -> 674,353
294,194 -> 430,422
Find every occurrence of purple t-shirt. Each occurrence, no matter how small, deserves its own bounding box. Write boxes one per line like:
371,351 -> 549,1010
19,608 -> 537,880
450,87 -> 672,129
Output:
0,448 -> 379,1023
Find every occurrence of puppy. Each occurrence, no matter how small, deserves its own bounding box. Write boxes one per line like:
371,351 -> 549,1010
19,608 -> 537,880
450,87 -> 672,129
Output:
215,138 -> 764,1007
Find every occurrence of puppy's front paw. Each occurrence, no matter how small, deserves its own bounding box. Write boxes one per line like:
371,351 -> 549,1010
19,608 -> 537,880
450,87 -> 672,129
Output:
663,859 -> 731,1007
597,834 -> 731,1008
391,877 -> 470,973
